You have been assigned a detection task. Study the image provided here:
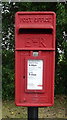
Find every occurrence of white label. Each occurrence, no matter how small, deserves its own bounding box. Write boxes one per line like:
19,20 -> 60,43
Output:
27,60 -> 43,90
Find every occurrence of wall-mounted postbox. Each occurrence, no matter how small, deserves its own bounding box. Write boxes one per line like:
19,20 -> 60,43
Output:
15,12 -> 56,107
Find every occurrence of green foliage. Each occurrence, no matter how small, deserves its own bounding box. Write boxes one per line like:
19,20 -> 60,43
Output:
55,3 -> 67,95
2,50 -> 14,100
2,2 -> 67,100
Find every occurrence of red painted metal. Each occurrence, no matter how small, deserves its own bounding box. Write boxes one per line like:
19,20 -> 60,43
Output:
15,12 -> 56,107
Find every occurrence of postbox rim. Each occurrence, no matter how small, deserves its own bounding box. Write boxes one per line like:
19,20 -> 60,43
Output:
18,25 -> 53,29
15,11 -> 56,16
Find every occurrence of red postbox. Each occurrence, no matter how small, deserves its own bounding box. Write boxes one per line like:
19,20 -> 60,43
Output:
15,12 -> 56,107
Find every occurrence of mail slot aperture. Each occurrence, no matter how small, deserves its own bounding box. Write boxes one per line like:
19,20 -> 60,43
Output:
19,28 -> 53,34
